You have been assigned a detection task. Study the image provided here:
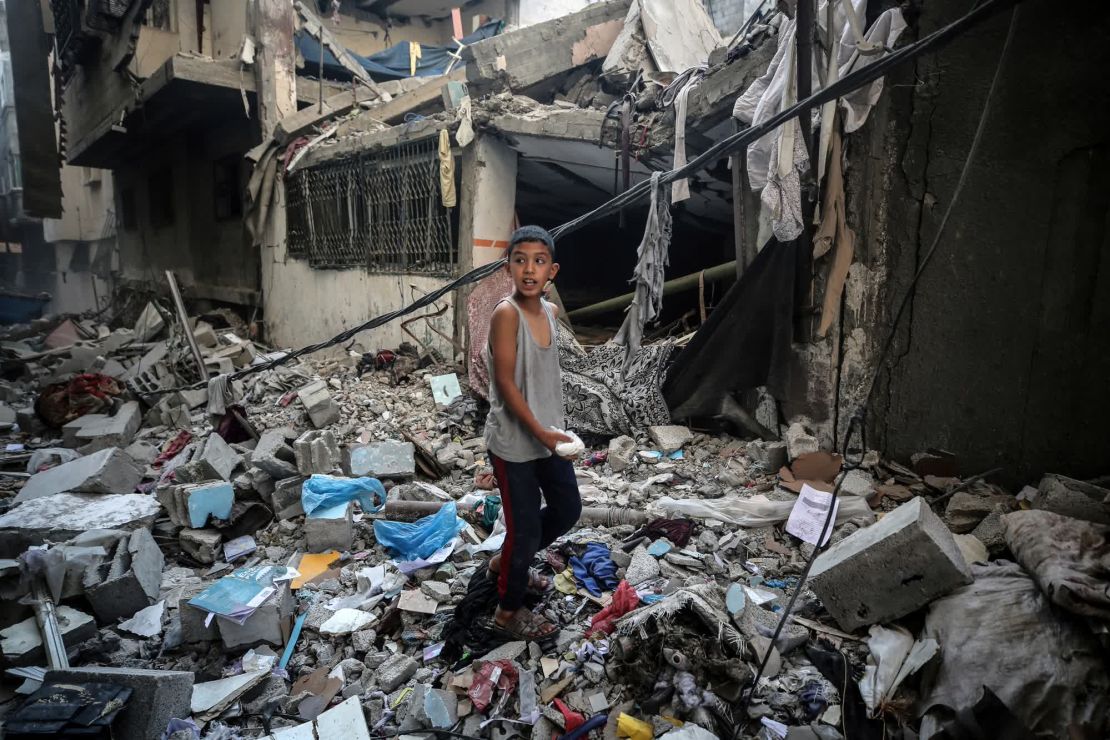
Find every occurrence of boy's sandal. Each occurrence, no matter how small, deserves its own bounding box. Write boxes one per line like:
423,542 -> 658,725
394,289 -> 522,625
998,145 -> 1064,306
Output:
490,607 -> 558,642
486,566 -> 552,594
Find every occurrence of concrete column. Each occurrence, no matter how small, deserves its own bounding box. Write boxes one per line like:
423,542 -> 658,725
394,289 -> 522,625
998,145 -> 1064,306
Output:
460,135 -> 519,269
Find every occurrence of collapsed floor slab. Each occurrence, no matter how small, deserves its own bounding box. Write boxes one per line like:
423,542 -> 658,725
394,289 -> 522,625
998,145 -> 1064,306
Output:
0,492 -> 162,557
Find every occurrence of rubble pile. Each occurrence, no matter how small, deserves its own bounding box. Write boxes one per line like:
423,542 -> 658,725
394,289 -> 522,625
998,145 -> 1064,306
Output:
0,309 -> 1107,740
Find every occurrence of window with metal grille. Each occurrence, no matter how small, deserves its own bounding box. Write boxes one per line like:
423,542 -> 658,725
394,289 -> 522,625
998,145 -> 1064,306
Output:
286,137 -> 456,275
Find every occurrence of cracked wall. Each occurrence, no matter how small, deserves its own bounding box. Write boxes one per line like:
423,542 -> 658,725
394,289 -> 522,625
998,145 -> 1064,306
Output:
847,0 -> 1110,483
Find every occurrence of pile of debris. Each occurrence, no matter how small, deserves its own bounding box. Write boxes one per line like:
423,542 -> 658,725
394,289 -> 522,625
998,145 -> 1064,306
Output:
0,304 -> 1107,739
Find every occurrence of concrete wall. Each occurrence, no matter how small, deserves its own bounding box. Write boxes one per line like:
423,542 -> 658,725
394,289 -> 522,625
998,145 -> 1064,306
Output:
113,118 -> 258,305
703,0 -> 749,36
43,167 -> 115,243
846,0 -> 1110,483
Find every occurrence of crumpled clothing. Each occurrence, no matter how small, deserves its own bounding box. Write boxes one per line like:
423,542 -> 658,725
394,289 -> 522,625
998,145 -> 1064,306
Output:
152,430 -> 193,469
813,128 -> 855,337
633,517 -> 696,547
613,172 -> 672,372
438,128 -> 456,207
570,542 -> 620,597
206,373 -> 237,419
586,580 -> 641,637
35,373 -> 122,427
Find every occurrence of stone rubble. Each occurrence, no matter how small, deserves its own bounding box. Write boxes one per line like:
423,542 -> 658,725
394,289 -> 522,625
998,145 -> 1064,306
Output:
0,314 -> 1104,737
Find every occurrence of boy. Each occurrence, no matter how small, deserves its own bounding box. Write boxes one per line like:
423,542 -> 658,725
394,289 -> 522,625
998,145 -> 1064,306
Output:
484,225 -> 582,641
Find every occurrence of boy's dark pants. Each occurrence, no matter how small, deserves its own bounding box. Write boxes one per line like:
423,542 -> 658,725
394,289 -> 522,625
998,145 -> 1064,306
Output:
490,452 -> 582,612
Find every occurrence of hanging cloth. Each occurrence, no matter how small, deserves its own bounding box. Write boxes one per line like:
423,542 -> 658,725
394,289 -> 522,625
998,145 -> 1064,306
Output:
438,129 -> 456,208
613,172 -> 672,373
813,127 -> 855,338
669,70 -> 705,203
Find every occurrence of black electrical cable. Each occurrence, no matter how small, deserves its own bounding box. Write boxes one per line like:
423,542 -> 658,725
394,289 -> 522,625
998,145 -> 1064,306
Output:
149,0 -> 1023,398
737,3 -> 1020,724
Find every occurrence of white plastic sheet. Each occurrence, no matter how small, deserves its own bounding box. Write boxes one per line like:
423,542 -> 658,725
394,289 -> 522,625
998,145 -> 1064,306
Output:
858,624 -> 938,714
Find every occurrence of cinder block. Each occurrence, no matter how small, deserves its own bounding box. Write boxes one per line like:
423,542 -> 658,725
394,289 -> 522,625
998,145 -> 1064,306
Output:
179,528 -> 223,564
176,584 -> 219,644
297,381 -> 340,428
217,581 -> 293,649
345,440 -> 415,480
15,447 -> 143,504
253,429 -> 299,479
84,528 -> 164,624
157,480 -> 234,529
44,666 -> 193,740
305,501 -> 354,552
272,476 -> 307,519
294,430 -> 341,475
808,497 -> 973,631
175,433 -> 243,483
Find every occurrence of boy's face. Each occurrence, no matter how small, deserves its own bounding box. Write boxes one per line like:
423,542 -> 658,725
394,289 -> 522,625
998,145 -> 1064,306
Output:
507,240 -> 558,299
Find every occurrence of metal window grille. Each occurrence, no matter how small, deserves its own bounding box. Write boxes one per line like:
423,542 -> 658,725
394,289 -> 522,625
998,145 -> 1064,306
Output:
286,137 -> 455,275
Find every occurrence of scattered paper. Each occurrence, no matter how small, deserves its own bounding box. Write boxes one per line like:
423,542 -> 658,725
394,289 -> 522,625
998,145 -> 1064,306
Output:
541,657 -> 559,678
223,535 -> 257,562
291,552 -> 341,589
118,601 -> 165,637
396,541 -> 457,574
786,484 -> 840,546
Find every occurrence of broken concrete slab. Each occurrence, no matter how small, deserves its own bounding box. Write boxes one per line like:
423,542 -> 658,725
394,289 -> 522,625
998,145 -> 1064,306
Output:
465,0 -> 630,95
175,433 -> 243,483
648,425 -> 693,454
84,528 -> 164,624
305,501 -> 354,553
0,492 -> 162,558
608,435 -> 636,473
271,476 -> 307,520
217,581 -> 294,649
785,422 -> 820,459
298,380 -> 341,428
746,440 -> 788,473
74,401 -> 142,453
1033,474 -> 1110,525
192,669 -> 269,722
179,528 -> 223,565
253,428 -> 299,479
809,497 -> 973,632
15,447 -> 143,504
345,440 -> 415,480
639,0 -> 721,73
320,608 -> 376,636
133,302 -> 166,342
945,491 -> 1017,533
1,606 -> 97,666
44,666 -> 192,740
294,429 -> 341,475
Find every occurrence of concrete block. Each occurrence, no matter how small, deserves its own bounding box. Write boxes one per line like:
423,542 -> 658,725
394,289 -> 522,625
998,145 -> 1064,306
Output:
176,433 -> 243,483
44,666 -> 193,740
0,492 -> 162,558
1034,474 -> 1110,525
1,606 -> 97,666
272,476 -> 307,519
177,591 -> 220,645
945,491 -> 1017,533
217,581 -> 293,649
785,422 -> 820,459
84,528 -> 164,624
345,440 -> 415,479
74,401 -> 142,453
193,321 -> 218,347
746,440 -> 788,472
647,425 -> 693,453
294,430 -> 341,475
305,501 -> 354,552
376,653 -> 418,692
180,528 -> 223,564
808,497 -> 973,631
298,380 -> 341,428
253,429 -> 299,479
158,480 -> 234,529
608,435 -> 636,472
15,447 -> 143,504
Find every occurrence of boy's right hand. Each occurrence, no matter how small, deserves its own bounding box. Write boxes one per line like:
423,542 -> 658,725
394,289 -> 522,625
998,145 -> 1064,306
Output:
537,428 -> 573,453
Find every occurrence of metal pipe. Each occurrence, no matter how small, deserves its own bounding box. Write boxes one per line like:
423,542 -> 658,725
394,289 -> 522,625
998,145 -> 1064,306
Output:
32,580 -> 68,669
567,261 -> 738,321
165,270 -> 207,380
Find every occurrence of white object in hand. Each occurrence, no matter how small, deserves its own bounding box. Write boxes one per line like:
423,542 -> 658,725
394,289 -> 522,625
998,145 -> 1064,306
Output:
553,429 -> 585,458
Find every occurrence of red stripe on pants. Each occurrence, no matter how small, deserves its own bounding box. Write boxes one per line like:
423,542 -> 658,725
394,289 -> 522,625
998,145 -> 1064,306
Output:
491,454 -> 514,601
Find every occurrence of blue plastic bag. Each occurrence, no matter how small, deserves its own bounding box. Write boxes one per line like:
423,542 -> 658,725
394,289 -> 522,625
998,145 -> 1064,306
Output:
373,501 -> 466,561
301,475 -> 386,517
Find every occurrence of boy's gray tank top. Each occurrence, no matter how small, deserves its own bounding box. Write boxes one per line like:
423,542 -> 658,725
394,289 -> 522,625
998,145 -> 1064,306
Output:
483,297 -> 565,463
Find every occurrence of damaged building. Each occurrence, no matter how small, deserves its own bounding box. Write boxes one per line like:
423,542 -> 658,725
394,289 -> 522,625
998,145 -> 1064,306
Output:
0,0 -> 1107,738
